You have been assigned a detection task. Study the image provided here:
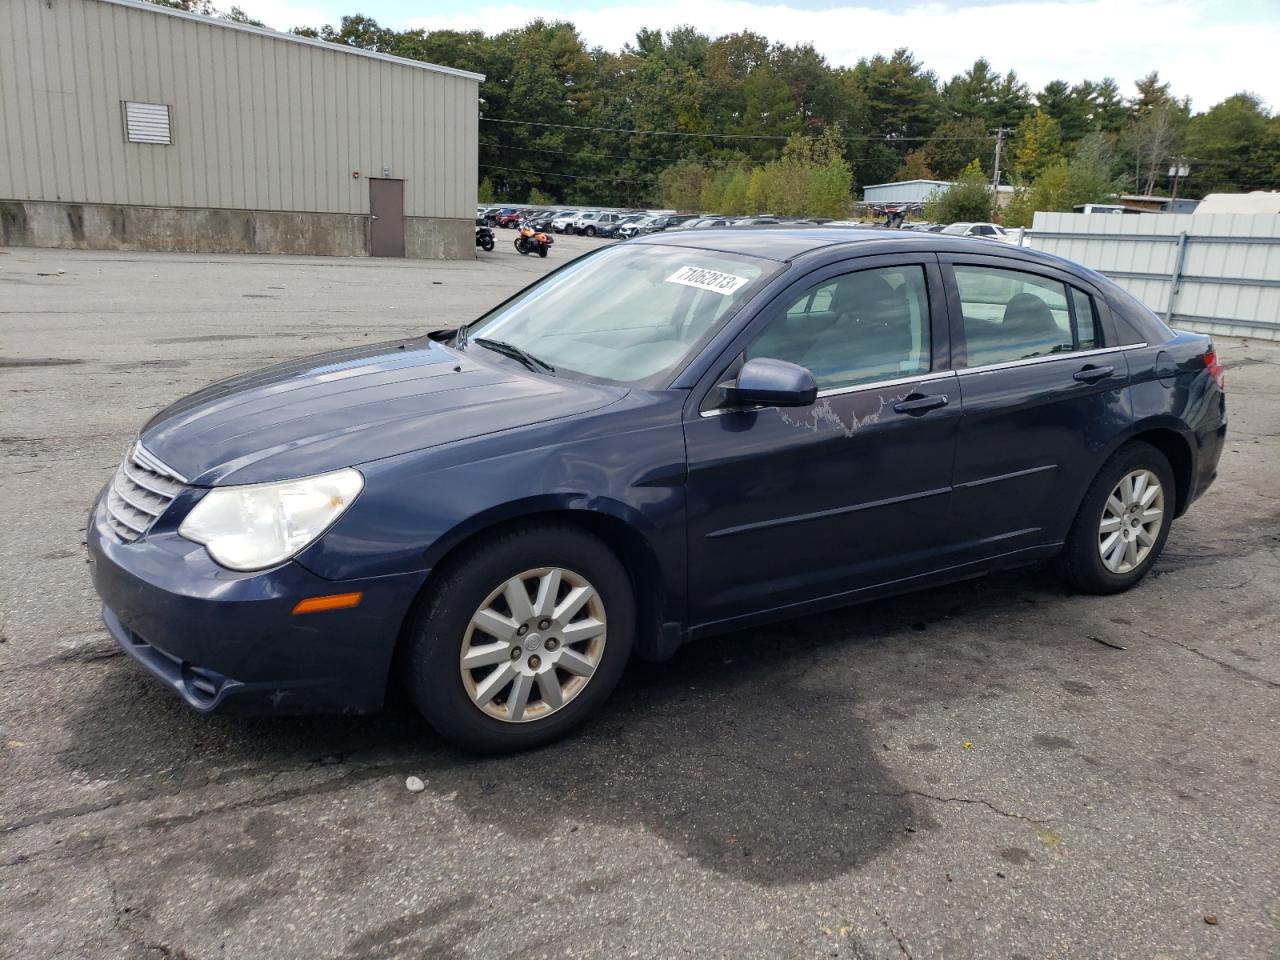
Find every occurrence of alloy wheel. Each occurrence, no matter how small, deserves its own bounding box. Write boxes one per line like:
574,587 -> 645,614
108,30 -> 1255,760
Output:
1098,468 -> 1165,574
459,567 -> 607,723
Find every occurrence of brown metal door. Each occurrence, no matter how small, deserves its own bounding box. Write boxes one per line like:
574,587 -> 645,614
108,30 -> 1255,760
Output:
369,178 -> 405,257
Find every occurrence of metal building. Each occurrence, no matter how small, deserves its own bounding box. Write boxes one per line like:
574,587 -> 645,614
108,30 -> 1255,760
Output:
861,180 -> 955,205
0,0 -> 483,258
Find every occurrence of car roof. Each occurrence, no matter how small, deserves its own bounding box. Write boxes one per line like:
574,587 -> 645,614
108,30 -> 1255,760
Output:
630,225 -> 1080,269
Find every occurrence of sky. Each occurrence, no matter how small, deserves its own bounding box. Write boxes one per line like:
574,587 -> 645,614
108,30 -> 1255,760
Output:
235,0 -> 1280,113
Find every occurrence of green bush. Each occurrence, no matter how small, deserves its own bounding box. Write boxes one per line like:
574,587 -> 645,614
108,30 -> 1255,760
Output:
924,159 -> 993,222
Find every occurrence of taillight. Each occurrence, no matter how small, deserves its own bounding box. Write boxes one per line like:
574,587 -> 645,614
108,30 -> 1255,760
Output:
1204,348 -> 1225,390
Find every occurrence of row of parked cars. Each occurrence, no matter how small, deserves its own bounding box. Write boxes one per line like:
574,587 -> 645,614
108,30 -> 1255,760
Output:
478,206 -> 1020,247
476,206 -> 850,240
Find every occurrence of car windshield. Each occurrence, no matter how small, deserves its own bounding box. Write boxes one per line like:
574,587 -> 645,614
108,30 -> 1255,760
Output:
463,244 -> 779,385
941,224 -> 970,235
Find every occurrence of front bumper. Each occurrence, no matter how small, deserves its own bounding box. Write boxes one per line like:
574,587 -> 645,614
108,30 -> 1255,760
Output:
87,491 -> 428,714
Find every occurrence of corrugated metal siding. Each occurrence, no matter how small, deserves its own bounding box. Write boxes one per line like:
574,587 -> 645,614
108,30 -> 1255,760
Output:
0,0 -> 479,218
1029,212 -> 1280,340
862,181 -> 953,205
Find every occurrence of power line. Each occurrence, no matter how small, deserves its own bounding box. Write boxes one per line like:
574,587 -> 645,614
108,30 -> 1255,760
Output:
480,140 -> 749,167
479,162 -> 658,185
480,116 -> 989,142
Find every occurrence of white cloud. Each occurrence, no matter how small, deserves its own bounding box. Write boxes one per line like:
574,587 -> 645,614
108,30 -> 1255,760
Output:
389,0 -> 1280,111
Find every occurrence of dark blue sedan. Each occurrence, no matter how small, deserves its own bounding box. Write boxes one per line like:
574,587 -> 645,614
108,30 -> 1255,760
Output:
87,229 -> 1227,752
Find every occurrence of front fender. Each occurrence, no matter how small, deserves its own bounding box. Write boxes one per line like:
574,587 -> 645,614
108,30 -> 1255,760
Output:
292,390 -> 689,620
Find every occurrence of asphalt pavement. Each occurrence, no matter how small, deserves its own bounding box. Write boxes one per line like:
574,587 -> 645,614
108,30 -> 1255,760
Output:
2,236 -> 1278,959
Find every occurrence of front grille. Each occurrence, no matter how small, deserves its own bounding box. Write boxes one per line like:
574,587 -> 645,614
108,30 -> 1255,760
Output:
105,444 -> 187,542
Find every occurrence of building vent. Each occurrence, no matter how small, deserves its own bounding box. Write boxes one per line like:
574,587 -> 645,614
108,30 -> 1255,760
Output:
122,101 -> 172,144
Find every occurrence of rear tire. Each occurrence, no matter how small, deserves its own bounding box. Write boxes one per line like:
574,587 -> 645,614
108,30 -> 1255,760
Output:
538,246 -> 548,258
585,226 -> 596,237
402,524 -> 635,753
1058,441 -> 1175,594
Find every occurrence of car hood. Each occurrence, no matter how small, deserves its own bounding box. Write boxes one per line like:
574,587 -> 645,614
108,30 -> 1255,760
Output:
139,337 -> 626,486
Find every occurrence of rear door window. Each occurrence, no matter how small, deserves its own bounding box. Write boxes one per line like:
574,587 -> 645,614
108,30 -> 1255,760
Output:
1071,287 -> 1100,350
954,265 -> 1085,366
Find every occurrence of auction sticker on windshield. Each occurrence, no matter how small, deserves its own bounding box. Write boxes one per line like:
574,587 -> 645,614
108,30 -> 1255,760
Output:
666,265 -> 750,296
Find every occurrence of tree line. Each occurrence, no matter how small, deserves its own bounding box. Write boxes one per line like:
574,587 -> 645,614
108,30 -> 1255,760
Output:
150,3 -> 1280,217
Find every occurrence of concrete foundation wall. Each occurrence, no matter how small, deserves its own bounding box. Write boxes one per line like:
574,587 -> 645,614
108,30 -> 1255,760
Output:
0,200 -> 473,260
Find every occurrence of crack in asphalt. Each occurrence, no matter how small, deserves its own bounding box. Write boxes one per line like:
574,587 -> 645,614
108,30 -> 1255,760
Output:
105,860 -> 197,960
893,789 -> 1052,825
875,908 -> 913,959
1141,629 -> 1280,689
1,757 -> 430,841
139,759 -> 428,833
1,752 -> 435,839
0,643 -> 123,675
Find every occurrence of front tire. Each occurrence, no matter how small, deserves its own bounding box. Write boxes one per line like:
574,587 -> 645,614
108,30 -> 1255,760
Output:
1058,441 -> 1175,594
403,524 -> 635,753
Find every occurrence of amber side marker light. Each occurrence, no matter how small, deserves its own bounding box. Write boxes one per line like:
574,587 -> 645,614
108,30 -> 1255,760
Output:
292,592 -> 363,615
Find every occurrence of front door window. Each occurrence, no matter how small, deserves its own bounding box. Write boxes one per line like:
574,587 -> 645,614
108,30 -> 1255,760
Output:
746,265 -> 932,390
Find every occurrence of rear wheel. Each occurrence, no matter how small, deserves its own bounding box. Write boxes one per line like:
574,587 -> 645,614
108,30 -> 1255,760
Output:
538,246 -> 548,258
1058,441 -> 1175,594
403,524 -> 635,753
585,226 -> 596,237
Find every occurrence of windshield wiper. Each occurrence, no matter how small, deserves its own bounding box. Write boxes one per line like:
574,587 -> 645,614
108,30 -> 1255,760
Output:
473,337 -> 556,373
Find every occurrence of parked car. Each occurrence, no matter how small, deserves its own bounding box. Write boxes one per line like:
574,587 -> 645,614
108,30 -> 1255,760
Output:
88,228 -> 1226,753
597,214 -> 646,239
550,211 -> 581,234
573,211 -> 628,236
732,216 -> 783,226
636,214 -> 697,234
520,210 -> 557,232
496,209 -> 533,229
941,222 -> 1016,243
614,215 -> 660,239
671,216 -> 731,230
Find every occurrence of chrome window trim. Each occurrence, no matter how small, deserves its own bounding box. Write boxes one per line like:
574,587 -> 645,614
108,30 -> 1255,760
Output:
697,344 -> 1148,417
956,343 -> 1146,377
816,369 -> 957,399
699,369 -> 956,417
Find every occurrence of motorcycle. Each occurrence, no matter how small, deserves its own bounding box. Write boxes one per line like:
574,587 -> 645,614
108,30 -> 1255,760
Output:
475,218 -> 495,252
514,225 -> 553,258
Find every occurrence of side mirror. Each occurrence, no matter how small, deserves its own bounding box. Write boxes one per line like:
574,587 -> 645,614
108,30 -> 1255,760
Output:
719,357 -> 817,409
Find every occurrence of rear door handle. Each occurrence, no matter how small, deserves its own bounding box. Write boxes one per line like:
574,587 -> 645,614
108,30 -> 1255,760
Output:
1073,364 -> 1114,383
893,394 -> 948,415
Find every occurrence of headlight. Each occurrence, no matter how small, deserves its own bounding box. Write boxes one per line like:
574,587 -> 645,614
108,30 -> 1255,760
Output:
178,468 -> 364,571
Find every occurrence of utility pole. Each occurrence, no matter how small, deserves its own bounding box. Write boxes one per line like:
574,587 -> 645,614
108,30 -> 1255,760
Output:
1169,158 -> 1190,201
991,127 -> 1009,215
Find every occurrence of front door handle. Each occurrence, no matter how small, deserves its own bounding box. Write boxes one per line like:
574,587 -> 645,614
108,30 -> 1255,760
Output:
1073,364 -> 1114,383
893,394 -> 948,415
